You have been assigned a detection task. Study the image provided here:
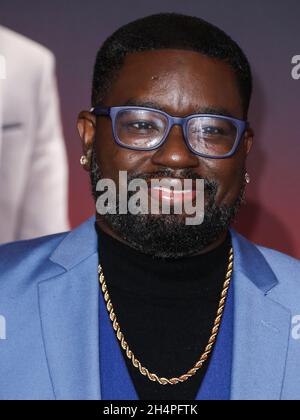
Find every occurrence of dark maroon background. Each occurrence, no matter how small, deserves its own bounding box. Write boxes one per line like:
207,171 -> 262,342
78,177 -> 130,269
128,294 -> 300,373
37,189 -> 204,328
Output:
1,0 -> 300,258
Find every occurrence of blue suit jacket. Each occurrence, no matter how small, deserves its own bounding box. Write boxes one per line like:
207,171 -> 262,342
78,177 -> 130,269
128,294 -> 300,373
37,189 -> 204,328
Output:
0,217 -> 300,400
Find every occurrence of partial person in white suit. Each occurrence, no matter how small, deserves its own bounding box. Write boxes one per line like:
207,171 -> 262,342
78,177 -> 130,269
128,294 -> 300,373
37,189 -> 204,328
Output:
0,26 -> 69,244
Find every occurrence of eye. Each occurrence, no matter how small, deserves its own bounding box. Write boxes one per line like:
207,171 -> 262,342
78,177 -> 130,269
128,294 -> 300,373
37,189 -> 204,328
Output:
192,126 -> 226,136
124,120 -> 162,134
131,121 -> 156,130
205,126 -> 227,135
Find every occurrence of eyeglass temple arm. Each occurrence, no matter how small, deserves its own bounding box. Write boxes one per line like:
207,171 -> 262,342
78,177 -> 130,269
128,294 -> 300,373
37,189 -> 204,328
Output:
90,106 -> 111,116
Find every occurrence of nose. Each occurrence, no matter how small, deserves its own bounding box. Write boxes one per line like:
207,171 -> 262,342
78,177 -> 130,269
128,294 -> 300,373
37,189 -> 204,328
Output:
151,125 -> 199,169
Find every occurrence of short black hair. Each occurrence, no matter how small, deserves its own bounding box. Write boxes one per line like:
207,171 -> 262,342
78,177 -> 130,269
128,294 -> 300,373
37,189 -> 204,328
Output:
92,13 -> 252,117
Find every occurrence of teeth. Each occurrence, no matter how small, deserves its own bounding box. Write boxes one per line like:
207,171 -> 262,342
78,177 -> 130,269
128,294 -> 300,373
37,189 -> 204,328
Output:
152,187 -> 193,194
150,178 -> 194,188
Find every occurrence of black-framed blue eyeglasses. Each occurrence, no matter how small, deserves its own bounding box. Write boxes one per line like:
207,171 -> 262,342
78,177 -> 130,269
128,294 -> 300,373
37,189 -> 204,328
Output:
91,106 -> 249,159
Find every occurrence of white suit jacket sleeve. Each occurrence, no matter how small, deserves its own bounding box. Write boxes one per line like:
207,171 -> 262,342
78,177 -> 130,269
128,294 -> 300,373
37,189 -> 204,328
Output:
17,52 -> 70,239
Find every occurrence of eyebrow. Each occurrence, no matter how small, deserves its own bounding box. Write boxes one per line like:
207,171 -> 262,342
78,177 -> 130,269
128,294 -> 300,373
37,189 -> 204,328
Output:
124,99 -> 238,119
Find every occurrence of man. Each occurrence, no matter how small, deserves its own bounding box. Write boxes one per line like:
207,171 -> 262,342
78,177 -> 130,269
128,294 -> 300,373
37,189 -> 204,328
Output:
0,26 -> 69,244
0,13 -> 299,401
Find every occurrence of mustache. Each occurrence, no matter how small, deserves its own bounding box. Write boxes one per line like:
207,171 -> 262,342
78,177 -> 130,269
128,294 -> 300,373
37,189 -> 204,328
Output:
90,147 -> 218,199
126,168 -> 218,194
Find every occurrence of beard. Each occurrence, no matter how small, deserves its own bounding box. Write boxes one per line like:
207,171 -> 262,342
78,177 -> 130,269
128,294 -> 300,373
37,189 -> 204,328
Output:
90,148 -> 245,259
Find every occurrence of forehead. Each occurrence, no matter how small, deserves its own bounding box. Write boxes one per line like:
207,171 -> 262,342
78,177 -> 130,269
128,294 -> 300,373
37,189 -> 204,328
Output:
104,49 -> 243,118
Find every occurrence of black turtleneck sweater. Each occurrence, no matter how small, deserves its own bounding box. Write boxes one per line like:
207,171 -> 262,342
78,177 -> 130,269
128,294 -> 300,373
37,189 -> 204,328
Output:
97,225 -> 231,400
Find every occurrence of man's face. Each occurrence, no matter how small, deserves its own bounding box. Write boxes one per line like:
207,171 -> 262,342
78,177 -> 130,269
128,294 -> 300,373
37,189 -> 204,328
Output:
79,49 -> 253,258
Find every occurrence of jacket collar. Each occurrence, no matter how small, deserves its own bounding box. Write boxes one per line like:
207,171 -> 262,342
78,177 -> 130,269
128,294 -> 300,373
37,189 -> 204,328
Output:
49,217 -> 279,295
230,228 -> 279,294
49,217 -> 98,271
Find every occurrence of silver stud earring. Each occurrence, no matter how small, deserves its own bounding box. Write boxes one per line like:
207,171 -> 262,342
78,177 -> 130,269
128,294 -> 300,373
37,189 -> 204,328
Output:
80,155 -> 89,166
245,172 -> 251,184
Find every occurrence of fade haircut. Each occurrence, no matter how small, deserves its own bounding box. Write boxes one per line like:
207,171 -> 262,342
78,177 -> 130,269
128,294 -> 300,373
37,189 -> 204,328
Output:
92,13 -> 252,117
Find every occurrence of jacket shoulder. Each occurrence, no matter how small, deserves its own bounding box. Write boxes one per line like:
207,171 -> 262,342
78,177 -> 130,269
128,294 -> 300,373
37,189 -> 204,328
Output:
0,25 -> 54,62
0,233 -> 68,295
257,245 -> 300,274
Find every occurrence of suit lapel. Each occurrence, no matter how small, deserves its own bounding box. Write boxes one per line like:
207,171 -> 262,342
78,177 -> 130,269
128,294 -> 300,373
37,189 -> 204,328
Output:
38,218 -> 101,400
230,231 -> 291,400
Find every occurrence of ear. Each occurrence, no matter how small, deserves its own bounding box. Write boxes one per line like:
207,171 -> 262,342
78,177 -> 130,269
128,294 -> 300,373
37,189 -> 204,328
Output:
77,111 -> 96,171
243,127 -> 254,156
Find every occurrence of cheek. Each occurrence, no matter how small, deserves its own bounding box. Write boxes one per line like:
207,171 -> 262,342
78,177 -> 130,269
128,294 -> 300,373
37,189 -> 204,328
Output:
206,155 -> 245,205
95,125 -> 148,179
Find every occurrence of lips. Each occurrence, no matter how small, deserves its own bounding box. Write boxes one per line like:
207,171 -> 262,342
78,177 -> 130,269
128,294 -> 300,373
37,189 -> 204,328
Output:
147,178 -> 197,205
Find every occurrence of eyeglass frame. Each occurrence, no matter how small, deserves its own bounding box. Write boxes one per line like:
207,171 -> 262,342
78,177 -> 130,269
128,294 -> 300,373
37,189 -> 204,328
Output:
90,105 -> 249,159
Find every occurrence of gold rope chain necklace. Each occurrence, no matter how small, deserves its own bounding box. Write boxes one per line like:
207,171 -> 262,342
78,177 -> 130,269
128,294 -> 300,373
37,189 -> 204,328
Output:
98,246 -> 234,386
